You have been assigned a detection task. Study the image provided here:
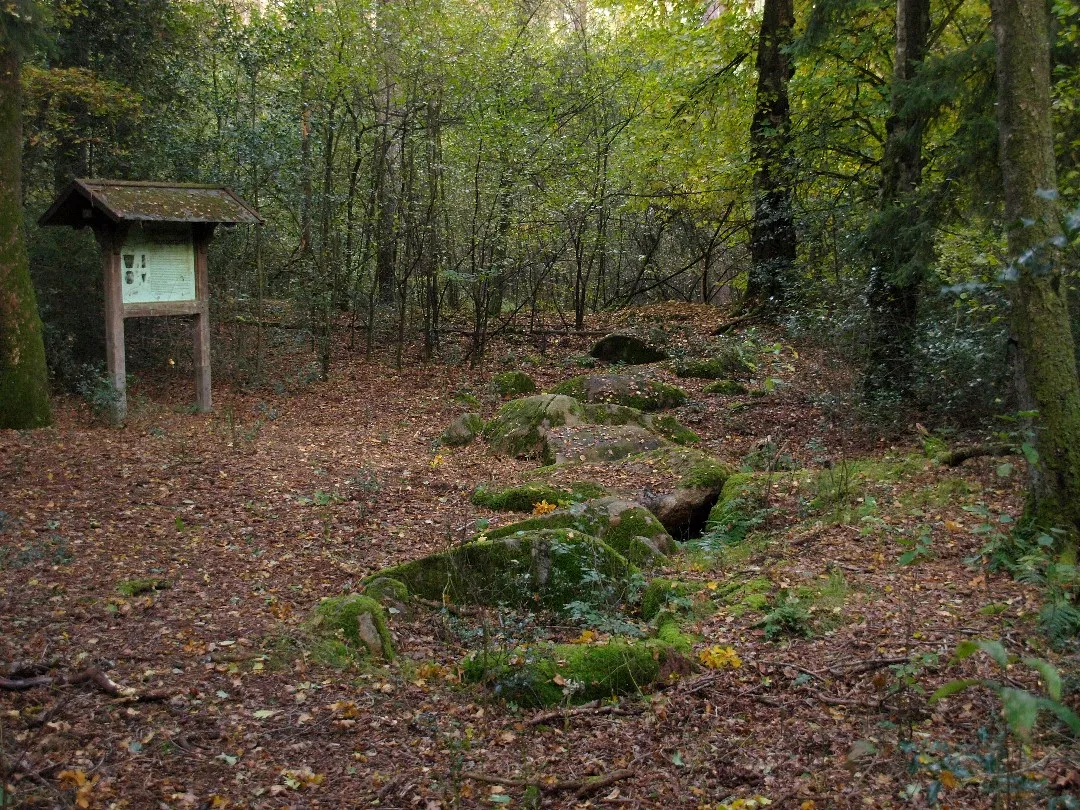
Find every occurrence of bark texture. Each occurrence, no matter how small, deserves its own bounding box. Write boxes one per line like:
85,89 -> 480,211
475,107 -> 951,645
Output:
992,0 -> 1080,539
0,45 -> 51,429
864,0 -> 931,398
745,0 -> 796,312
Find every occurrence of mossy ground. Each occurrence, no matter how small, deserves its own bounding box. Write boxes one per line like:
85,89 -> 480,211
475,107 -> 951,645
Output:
462,636 -> 683,707
116,577 -> 169,597
471,482 -> 607,512
702,379 -> 749,396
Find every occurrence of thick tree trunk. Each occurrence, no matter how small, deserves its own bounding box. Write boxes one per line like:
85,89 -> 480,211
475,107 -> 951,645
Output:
745,0 -> 796,313
992,0 -> 1080,541
864,0 -> 931,398
0,46 -> 51,429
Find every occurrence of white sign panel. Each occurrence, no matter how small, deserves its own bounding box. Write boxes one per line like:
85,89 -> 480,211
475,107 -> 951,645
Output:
121,228 -> 196,304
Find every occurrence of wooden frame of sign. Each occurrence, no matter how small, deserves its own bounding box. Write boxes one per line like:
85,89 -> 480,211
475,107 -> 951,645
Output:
39,180 -> 262,422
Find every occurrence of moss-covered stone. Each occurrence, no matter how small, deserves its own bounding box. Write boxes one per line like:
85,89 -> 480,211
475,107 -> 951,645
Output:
717,576 -> 772,617
492,371 -> 537,396
462,637 -> 680,707
703,380 -> 749,396
482,394 -> 586,458
364,576 -> 409,605
705,473 -> 771,542
117,577 -> 168,597
368,529 -> 637,612
544,425 -> 669,464
639,578 -> 695,620
311,594 -> 395,660
483,498 -> 673,566
471,482 -> 608,512
590,333 -> 668,364
440,413 -> 484,447
551,374 -> 686,412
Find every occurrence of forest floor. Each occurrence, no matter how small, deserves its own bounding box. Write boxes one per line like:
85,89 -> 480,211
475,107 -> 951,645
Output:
1,304 -> 1077,810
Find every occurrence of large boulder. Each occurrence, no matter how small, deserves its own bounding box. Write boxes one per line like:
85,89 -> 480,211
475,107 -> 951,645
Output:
590,333 -> 668,364
482,394 -> 586,458
524,447 -> 735,539
367,528 -> 636,612
551,373 -> 686,412
484,496 -> 675,565
544,424 -> 669,465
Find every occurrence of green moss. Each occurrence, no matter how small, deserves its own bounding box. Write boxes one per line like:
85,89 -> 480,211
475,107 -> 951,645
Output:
640,578 -> 694,620
655,616 -> 696,653
718,576 -> 772,617
471,482 -> 607,512
482,500 -> 672,565
367,529 -> 637,613
702,473 -> 770,544
650,414 -> 699,445
311,594 -> 395,660
482,395 -> 585,458
673,357 -> 738,380
364,576 -> 409,604
550,376 -> 588,400
922,435 -> 949,459
703,380 -> 749,396
493,371 -> 537,396
117,577 -> 168,597
463,638 -> 678,706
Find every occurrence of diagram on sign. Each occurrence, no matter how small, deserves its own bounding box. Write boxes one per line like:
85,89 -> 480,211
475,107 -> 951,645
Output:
120,229 -> 196,304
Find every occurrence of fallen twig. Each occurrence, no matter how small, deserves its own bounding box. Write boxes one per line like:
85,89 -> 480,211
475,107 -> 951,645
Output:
0,666 -> 171,702
526,699 -> 635,726
827,656 -> 909,677
463,768 -> 635,798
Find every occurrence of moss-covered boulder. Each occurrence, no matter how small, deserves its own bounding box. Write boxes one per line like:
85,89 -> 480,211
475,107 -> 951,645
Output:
523,447 -> 735,539
462,636 -> 687,707
440,413 -> 484,447
544,425 -> 669,465
363,576 -> 411,617
704,473 -> 771,543
367,529 -> 636,612
581,403 -> 698,446
311,595 -> 395,660
492,371 -> 537,396
482,394 -> 586,458
471,482 -> 608,512
551,374 -> 687,412
590,333 -> 668,364
703,380 -> 749,396
484,497 -> 674,565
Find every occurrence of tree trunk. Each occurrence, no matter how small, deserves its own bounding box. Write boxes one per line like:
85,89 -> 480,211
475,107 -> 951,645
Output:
863,0 -> 931,399
992,0 -> 1080,541
745,0 -> 796,313
0,45 -> 51,429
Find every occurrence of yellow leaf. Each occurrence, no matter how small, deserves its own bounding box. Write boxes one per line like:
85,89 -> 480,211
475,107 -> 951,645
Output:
939,770 -> 959,790
532,499 -> 557,515
706,581 -> 719,591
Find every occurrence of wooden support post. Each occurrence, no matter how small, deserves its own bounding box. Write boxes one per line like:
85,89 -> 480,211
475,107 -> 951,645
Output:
193,228 -> 213,412
100,231 -> 127,423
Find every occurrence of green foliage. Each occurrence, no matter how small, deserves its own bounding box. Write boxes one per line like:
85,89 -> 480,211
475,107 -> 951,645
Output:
116,577 -> 168,597
694,473 -> 770,549
755,592 -> 813,640
931,640 -> 1080,741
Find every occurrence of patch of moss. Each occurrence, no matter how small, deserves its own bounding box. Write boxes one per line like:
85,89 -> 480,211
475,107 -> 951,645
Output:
718,576 -> 772,617
483,500 -> 672,566
368,529 -> 637,613
440,413 -> 484,447
650,414 -> 699,445
901,477 -> 977,508
493,371 -> 537,396
702,473 -> 770,544
550,376 -> 588,400
463,637 -> 679,706
471,482 -> 607,512
553,375 -> 686,412
655,616 -> 696,654
364,576 -> 409,604
117,577 -> 168,597
311,594 -> 395,660
640,578 -> 695,620
702,379 -> 749,396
